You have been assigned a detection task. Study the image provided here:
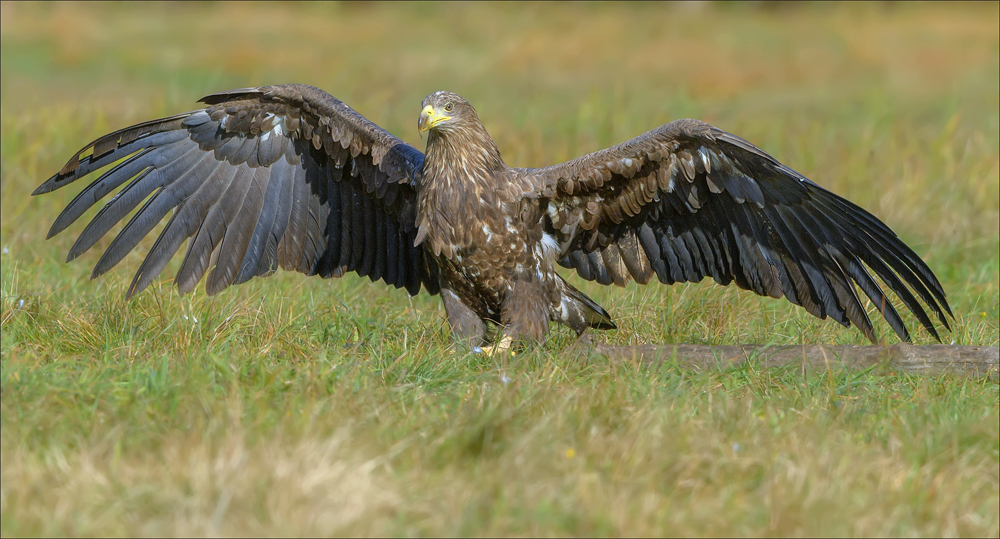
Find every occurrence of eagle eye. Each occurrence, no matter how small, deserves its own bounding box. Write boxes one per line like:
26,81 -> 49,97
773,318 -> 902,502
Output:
444,102 -> 454,112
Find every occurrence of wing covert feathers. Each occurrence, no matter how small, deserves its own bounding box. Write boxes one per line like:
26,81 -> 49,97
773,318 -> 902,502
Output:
533,119 -> 951,343
35,84 -> 435,299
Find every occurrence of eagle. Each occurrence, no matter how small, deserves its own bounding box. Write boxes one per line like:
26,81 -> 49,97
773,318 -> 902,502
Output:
33,84 -> 952,352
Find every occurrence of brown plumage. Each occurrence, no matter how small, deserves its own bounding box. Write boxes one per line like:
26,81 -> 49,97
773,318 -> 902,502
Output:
34,84 -> 952,349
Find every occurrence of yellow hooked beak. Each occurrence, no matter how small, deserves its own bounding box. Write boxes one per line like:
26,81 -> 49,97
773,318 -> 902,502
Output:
417,105 -> 450,133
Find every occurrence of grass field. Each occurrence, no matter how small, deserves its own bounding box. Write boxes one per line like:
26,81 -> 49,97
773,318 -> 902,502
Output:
1,2 -> 998,536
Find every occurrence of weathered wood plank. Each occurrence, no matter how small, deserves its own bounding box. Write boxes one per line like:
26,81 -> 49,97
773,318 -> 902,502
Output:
569,342 -> 999,381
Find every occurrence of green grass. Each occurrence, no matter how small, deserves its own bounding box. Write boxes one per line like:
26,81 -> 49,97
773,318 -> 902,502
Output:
1,2 -> 998,536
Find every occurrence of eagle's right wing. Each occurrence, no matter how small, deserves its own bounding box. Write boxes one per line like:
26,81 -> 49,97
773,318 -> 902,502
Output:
34,84 -> 439,298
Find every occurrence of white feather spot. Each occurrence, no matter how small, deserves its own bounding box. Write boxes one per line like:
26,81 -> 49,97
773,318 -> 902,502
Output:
623,157 -> 633,168
699,147 -> 712,173
539,232 -> 559,262
547,202 -> 559,219
559,297 -> 571,320
505,216 -> 518,234
274,115 -> 287,137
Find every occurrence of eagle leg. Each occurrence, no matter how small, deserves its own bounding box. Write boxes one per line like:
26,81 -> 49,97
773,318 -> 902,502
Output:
496,279 -> 551,348
441,288 -> 486,350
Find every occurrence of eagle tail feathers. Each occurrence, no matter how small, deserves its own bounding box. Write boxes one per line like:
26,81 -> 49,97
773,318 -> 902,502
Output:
557,277 -> 616,332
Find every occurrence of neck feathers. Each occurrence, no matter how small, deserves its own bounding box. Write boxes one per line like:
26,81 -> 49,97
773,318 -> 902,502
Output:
424,120 -> 504,179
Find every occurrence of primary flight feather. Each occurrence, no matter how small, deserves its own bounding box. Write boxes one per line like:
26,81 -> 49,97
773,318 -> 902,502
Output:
34,84 -> 952,349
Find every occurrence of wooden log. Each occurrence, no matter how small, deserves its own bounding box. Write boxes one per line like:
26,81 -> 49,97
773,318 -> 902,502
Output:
569,342 -> 999,381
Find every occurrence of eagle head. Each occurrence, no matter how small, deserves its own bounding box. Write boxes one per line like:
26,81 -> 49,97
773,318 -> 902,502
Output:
418,91 -> 477,134
416,90 -> 504,174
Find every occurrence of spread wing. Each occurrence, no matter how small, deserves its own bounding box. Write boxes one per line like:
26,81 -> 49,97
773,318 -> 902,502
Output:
34,84 -> 438,298
523,119 -> 952,342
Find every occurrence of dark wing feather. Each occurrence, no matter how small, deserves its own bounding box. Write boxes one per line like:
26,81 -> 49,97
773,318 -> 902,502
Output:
523,119 -> 951,343
34,84 -> 439,299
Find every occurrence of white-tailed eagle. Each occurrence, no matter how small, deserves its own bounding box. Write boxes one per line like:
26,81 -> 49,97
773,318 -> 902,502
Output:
34,85 -> 952,351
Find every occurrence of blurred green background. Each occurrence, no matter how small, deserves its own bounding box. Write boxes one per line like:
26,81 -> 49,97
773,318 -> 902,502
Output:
0,3 -> 998,536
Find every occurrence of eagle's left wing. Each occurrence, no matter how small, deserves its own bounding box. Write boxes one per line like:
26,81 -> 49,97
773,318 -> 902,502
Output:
521,119 -> 952,343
